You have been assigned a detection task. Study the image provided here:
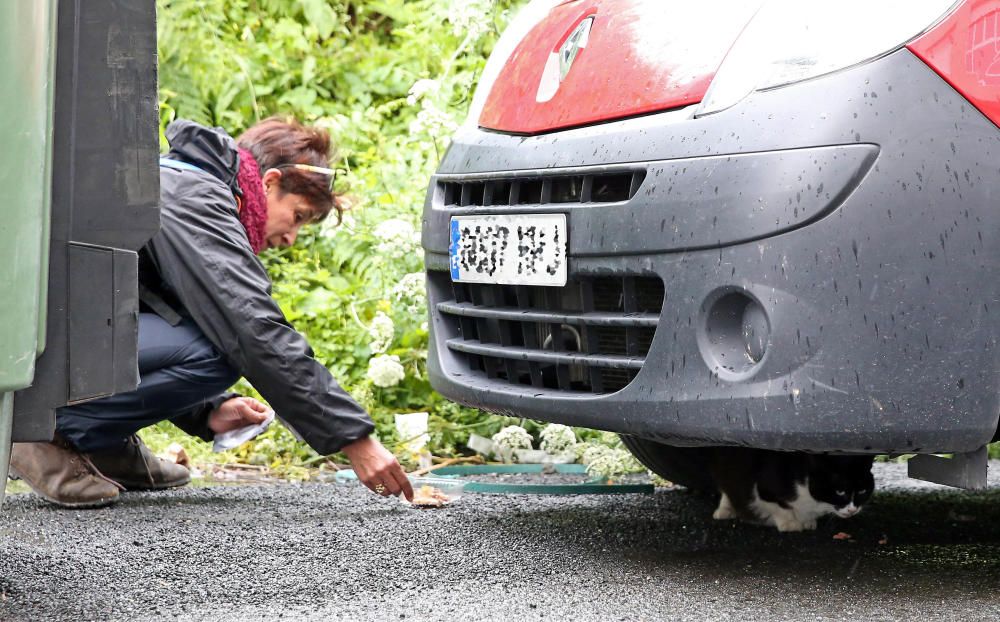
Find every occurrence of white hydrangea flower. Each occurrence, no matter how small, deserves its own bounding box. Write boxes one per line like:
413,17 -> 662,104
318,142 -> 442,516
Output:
373,218 -> 416,243
367,311 -> 395,354
446,0 -> 491,39
585,448 -> 642,481
585,452 -> 625,481
366,354 -> 405,388
373,218 -> 420,260
321,213 -> 356,239
406,78 -> 441,106
394,271 -> 426,299
408,102 -> 459,140
491,425 -> 533,462
392,272 -> 427,316
539,424 -> 576,454
600,431 -> 623,446
579,443 -> 612,466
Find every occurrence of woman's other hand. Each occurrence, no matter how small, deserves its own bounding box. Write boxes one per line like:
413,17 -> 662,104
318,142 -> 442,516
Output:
342,436 -> 415,502
208,396 -> 270,434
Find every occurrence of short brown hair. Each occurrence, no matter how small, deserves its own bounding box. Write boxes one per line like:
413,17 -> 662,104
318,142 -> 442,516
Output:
237,116 -> 340,223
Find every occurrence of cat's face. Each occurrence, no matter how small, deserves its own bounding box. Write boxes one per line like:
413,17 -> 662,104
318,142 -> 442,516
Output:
807,455 -> 875,518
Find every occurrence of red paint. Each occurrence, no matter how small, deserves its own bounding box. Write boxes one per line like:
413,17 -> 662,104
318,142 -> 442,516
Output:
908,0 -> 1000,127
478,0 -> 757,135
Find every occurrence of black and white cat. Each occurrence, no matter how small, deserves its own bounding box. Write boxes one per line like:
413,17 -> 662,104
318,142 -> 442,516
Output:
708,448 -> 875,532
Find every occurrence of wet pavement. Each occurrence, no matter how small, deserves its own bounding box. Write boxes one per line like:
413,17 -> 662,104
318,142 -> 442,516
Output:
2,462 -> 1000,621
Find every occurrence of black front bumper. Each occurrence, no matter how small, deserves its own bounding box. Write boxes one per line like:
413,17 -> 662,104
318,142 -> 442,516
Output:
421,49 -> 1000,454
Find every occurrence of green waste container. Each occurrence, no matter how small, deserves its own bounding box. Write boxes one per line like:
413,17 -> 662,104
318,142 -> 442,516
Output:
1,0 -> 161,507
0,2 -> 59,502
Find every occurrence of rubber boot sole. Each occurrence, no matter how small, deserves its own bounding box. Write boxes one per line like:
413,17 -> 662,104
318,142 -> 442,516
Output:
114,472 -> 192,491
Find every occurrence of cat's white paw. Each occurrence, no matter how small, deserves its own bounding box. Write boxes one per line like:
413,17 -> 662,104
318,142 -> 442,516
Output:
801,518 -> 818,530
713,493 -> 737,520
774,518 -> 806,532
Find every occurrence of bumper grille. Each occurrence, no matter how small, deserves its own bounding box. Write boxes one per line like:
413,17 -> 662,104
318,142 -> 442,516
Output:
438,170 -> 646,207
430,272 -> 664,394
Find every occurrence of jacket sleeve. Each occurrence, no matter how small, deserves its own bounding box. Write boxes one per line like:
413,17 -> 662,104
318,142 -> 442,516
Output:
171,392 -> 241,443
147,170 -> 375,455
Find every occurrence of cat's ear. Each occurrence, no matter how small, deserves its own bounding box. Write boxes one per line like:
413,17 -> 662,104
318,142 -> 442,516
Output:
852,455 -> 876,475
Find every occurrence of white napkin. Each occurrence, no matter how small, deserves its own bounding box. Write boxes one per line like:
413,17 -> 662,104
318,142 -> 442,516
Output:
212,409 -> 275,453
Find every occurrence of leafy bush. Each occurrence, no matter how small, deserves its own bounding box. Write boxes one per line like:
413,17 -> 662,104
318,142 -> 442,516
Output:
151,0 -> 540,468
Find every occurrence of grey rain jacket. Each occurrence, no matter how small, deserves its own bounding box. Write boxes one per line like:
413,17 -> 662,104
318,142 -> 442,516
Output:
139,119 -> 374,454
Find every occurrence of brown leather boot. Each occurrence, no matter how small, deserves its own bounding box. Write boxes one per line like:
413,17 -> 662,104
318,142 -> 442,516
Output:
9,437 -> 123,508
86,435 -> 191,490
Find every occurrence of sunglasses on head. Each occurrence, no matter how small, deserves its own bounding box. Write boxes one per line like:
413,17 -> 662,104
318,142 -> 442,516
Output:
279,163 -> 346,192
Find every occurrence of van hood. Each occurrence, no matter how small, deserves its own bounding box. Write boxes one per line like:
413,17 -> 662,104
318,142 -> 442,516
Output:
478,0 -> 759,135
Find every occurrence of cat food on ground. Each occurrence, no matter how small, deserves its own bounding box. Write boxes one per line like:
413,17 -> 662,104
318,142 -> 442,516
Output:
832,532 -> 852,540
410,485 -> 452,508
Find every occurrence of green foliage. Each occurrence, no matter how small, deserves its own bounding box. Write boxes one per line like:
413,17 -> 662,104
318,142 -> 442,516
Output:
155,0 -> 530,467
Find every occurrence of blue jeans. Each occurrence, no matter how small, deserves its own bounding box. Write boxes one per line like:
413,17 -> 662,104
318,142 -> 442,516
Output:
57,313 -> 239,452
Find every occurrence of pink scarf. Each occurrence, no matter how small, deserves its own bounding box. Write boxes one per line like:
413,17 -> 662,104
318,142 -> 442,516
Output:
236,148 -> 268,254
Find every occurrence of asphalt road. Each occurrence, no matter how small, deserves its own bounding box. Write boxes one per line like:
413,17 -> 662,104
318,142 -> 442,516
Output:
2,462 -> 1000,621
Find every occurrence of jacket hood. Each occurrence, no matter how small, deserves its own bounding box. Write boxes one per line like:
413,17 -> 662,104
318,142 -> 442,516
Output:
165,119 -> 240,194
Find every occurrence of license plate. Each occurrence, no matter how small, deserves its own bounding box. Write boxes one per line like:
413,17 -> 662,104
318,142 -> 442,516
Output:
449,214 -> 567,286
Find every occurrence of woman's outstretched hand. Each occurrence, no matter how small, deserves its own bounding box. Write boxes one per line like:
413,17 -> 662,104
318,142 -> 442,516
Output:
208,396 -> 270,434
342,436 -> 415,502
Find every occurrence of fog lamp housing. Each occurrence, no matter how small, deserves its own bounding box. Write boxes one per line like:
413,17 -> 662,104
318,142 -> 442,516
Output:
698,289 -> 770,381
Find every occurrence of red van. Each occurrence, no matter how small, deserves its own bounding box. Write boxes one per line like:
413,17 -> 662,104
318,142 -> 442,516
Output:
422,0 -> 1000,489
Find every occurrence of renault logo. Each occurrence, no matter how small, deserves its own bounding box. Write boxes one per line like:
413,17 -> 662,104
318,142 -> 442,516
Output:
536,16 -> 594,103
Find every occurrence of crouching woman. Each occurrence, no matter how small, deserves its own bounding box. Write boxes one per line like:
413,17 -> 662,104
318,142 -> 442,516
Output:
10,117 -> 413,507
